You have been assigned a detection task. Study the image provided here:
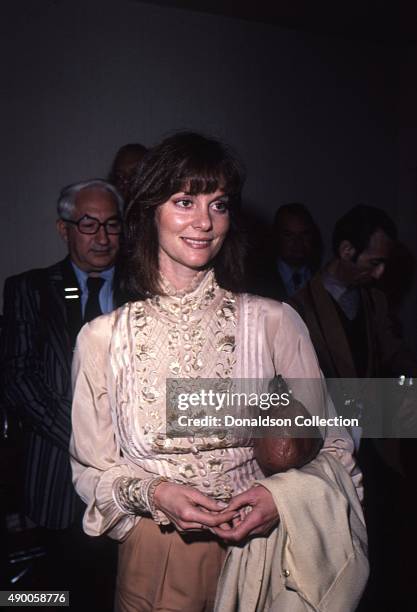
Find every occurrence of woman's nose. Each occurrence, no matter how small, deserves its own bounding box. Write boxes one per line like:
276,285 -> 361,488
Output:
192,205 -> 213,231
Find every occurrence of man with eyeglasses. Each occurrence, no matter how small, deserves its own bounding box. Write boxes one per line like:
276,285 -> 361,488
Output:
0,179 -> 125,607
56,179 -> 124,325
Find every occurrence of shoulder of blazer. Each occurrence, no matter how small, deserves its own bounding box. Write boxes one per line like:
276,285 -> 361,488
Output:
1,261 -> 69,364
27,259 -> 72,315
3,260 -> 65,312
5,258 -> 67,288
4,258 -> 78,351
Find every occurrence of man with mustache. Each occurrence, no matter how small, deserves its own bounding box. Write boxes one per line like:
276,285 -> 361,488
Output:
0,179 -> 125,606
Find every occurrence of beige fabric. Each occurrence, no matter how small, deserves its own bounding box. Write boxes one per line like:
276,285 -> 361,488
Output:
70,280 -> 362,541
116,518 -> 226,612
215,452 -> 368,612
106,269 -> 261,502
235,294 -> 363,498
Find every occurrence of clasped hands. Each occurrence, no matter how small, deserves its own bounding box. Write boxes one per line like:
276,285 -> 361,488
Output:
153,482 -> 279,543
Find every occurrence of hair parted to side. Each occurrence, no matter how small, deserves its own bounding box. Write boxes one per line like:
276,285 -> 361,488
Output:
332,204 -> 397,257
57,179 -> 124,219
123,131 -> 246,298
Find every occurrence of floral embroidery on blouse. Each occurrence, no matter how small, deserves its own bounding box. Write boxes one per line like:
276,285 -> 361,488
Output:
108,269 -> 259,501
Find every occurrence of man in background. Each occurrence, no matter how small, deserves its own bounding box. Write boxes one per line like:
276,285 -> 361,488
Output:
0,179 -> 125,608
290,204 -> 417,611
246,202 -> 322,301
272,202 -> 322,298
109,142 -> 147,204
291,204 -> 416,380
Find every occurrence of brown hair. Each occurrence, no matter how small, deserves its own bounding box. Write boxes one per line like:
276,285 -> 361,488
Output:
123,132 -> 246,297
332,204 -> 397,257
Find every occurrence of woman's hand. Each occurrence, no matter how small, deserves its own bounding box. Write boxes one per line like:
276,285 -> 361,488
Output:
153,481 -> 236,532
212,485 -> 279,543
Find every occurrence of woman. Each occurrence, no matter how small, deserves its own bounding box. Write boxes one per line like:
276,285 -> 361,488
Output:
70,133 -> 366,612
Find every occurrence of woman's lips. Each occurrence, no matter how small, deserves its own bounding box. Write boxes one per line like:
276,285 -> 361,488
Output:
181,237 -> 213,249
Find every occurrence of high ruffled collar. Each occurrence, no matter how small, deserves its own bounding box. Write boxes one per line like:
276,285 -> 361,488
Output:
146,268 -> 220,322
158,268 -> 213,298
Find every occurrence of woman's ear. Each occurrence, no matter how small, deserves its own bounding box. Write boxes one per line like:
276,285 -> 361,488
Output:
338,239 -> 356,262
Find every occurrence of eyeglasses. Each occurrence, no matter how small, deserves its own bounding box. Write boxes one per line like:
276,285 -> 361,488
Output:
63,214 -> 122,235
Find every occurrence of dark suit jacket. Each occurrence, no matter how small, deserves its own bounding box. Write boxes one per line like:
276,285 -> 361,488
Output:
245,255 -> 314,304
245,254 -> 292,303
290,276 -> 417,608
290,273 -> 417,379
0,257 -> 126,529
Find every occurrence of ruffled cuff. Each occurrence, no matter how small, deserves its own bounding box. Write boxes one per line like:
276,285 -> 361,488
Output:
82,465 -> 139,541
112,475 -> 171,526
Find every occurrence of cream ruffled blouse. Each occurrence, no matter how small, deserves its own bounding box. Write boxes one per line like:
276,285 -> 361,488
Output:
70,270 -> 360,540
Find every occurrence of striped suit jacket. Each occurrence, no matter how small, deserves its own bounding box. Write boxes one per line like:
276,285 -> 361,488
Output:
0,257 -> 125,529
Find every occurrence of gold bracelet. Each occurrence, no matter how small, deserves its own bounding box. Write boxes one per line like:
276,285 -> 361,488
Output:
147,476 -> 171,525
113,475 -> 171,525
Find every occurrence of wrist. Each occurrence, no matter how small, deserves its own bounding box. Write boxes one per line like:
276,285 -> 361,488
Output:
147,477 -> 170,524
112,476 -> 171,525
151,479 -> 170,508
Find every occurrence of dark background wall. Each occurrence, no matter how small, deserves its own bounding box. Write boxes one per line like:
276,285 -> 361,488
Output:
1,0 -> 416,347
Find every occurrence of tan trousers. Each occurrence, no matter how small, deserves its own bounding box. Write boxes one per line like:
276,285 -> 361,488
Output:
115,518 -> 226,612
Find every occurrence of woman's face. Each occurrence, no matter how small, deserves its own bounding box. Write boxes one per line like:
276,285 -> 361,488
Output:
155,189 -> 230,286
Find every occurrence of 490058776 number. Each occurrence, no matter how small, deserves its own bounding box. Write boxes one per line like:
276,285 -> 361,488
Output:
0,591 -> 69,607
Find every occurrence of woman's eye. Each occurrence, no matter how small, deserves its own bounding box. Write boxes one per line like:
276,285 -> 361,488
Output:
211,201 -> 228,213
175,199 -> 193,208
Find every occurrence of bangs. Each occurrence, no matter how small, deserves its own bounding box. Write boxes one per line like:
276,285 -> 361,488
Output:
131,132 -> 245,209
173,174 -> 224,196
170,154 -> 242,198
